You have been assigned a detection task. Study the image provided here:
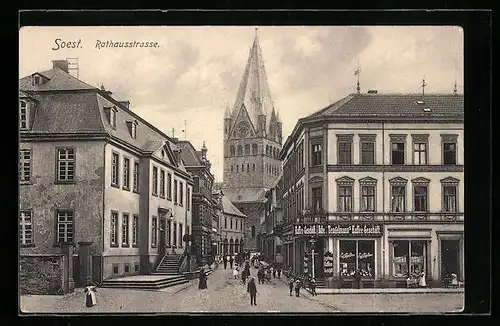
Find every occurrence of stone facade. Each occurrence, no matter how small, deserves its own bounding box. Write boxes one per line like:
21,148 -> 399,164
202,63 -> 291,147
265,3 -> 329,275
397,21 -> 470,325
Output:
20,255 -> 65,295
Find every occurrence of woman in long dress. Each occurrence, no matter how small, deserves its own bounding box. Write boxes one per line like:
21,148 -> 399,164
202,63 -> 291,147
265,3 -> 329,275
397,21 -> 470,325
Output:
198,268 -> 208,289
84,285 -> 97,307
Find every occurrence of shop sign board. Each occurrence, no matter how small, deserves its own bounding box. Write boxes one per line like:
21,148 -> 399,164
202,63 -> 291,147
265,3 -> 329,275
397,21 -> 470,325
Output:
294,224 -> 383,237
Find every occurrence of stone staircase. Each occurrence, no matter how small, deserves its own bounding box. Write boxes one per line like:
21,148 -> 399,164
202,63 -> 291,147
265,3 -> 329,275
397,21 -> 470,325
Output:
153,254 -> 182,275
315,278 -> 327,288
101,275 -> 189,291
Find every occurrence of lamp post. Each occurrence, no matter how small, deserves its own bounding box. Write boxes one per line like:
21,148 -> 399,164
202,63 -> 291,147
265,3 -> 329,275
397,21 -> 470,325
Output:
310,236 -> 318,279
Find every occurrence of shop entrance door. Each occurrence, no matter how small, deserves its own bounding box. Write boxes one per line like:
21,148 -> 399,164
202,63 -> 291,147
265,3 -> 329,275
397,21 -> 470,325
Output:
441,239 -> 460,279
312,239 -> 324,279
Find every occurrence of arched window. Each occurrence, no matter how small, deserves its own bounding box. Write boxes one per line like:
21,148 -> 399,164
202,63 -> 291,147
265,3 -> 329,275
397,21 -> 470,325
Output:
247,163 -> 250,173
229,238 -> 234,255
241,164 -> 244,172
251,226 -> 256,239
230,145 -> 235,156
223,238 -> 229,255
253,163 -> 256,172
244,144 -> 250,155
230,218 -> 233,229
236,165 -> 239,172
237,145 -> 243,156
252,144 -> 258,155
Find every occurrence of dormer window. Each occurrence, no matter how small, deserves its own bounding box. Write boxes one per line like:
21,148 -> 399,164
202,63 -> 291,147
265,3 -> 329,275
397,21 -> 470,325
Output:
33,76 -> 40,86
104,106 -> 118,129
19,101 -> 28,130
127,120 -> 138,138
31,73 -> 49,86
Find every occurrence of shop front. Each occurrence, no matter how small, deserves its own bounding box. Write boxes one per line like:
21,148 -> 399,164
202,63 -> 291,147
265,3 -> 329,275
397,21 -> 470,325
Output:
294,223 -> 384,288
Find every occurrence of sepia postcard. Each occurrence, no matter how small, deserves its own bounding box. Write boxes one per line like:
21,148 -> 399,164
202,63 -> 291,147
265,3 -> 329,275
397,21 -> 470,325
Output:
19,25 -> 464,314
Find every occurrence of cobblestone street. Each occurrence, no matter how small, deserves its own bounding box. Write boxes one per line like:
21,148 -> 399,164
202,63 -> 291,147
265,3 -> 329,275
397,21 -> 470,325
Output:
20,266 -> 464,313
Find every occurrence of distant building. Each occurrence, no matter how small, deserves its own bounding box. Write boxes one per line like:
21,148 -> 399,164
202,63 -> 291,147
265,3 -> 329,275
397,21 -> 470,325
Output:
178,141 -> 217,266
19,60 -> 193,292
222,31 -> 282,252
279,92 -> 464,288
261,174 -> 283,264
214,191 -> 247,256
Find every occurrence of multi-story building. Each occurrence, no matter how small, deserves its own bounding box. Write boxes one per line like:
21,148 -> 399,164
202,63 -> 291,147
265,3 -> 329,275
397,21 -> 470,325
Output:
261,175 -> 283,264
178,141 -> 217,266
19,60 -> 193,289
279,91 -> 464,288
222,31 -> 282,252
217,193 -> 246,256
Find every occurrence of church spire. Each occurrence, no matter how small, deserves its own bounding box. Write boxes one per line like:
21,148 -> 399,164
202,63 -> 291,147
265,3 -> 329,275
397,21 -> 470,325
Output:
230,28 -> 274,133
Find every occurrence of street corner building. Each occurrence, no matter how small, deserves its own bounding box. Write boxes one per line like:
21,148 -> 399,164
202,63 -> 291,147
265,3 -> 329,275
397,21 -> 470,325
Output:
277,91 -> 464,289
19,60 -> 194,294
221,31 -> 282,252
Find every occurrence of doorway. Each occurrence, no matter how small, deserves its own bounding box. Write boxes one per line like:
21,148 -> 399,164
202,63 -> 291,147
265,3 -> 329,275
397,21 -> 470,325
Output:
440,239 -> 460,279
159,217 -> 166,257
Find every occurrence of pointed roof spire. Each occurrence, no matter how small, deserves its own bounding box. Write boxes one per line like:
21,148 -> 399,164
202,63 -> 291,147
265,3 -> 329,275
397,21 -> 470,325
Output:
230,28 -> 274,131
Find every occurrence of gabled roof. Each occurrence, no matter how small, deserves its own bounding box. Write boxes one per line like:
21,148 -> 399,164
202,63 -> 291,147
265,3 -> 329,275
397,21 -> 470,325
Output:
221,195 -> 246,218
177,141 -> 202,167
19,67 -> 96,91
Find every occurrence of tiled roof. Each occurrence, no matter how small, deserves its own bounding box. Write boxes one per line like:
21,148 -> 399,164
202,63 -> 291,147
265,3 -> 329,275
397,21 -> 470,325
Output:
223,188 -> 267,203
177,141 -> 202,167
19,67 -> 96,91
304,93 -> 464,120
221,195 -> 246,218
24,92 -> 106,134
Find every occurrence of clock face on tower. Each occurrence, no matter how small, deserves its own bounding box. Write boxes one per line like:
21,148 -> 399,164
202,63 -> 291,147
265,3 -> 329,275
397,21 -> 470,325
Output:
237,121 -> 251,137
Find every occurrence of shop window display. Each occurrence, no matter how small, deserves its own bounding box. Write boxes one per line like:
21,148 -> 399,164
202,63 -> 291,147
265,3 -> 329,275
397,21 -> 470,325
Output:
339,240 -> 375,278
392,240 -> 426,278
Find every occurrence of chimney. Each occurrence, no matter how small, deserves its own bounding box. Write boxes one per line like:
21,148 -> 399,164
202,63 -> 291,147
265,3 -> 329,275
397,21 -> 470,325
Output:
367,90 -> 378,94
119,101 -> 130,109
52,60 -> 69,73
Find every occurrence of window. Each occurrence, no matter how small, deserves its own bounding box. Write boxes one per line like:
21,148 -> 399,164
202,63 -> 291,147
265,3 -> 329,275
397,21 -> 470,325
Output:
110,211 -> 118,247
132,215 -> 139,247
57,148 -> 76,182
360,135 -> 376,165
159,170 -> 165,197
236,165 -> 239,173
339,240 -> 375,279
311,142 -> 322,166
442,135 -> 458,165
123,157 -> 130,189
251,226 -> 256,239
391,240 -> 427,278
167,220 -> 171,246
179,182 -> 184,206
131,121 -> 137,138
338,186 -> 353,212
413,143 -> 427,165
241,164 -> 244,172
152,167 -> 158,196
390,135 -> 406,165
179,223 -> 183,247
230,219 -> 233,229
122,213 -> 129,246
231,165 -> 233,172
337,135 -> 353,164
441,178 -> 459,212
187,187 -> 191,211
413,184 -> 428,212
56,210 -> 74,244
133,161 -> 139,192
247,163 -> 250,173
124,263 -> 130,274
174,180 -> 178,203
20,210 -> 33,246
20,101 -> 28,129
167,173 -> 172,199
241,220 -> 243,230
173,222 -> 177,247
20,149 -> 31,184
245,144 -> 250,155
253,164 -> 256,172
252,144 -> 258,155
224,218 -> 227,229
237,145 -> 243,156
312,187 -> 322,213
361,185 -> 375,212
151,217 -> 158,247
230,145 -> 235,156
109,109 -> 117,128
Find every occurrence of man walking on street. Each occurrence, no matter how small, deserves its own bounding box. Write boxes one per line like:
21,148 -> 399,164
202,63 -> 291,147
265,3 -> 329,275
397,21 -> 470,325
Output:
247,277 -> 257,306
294,278 -> 302,297
277,267 -> 281,279
310,278 -> 317,296
223,256 -> 227,269
288,276 -> 294,296
229,256 -> 234,269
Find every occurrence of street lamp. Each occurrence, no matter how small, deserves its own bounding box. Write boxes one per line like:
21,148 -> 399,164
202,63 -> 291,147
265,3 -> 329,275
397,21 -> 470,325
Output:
309,236 -> 318,279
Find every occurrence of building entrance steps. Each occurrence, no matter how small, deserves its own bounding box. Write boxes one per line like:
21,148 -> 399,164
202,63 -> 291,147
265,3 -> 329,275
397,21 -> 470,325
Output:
101,275 -> 189,291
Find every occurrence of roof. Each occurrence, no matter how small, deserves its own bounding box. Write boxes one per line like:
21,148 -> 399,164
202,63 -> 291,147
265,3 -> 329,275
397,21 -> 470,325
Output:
223,188 -> 267,203
19,67 -> 97,91
304,93 -> 464,120
221,195 -> 246,218
177,141 -> 202,167
229,33 -> 276,130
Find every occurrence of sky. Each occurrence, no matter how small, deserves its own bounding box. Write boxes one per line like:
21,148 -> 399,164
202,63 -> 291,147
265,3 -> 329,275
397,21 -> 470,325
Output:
19,26 -> 463,182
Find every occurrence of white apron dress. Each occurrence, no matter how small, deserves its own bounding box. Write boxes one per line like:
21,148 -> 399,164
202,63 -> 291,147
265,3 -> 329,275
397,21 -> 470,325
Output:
84,286 -> 97,307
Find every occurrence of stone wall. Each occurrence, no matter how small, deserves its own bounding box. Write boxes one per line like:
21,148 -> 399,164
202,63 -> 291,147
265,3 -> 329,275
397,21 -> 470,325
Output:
20,255 -> 65,295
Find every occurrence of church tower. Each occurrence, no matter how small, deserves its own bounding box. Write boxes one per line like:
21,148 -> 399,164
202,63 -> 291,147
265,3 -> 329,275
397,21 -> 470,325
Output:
222,29 -> 282,252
